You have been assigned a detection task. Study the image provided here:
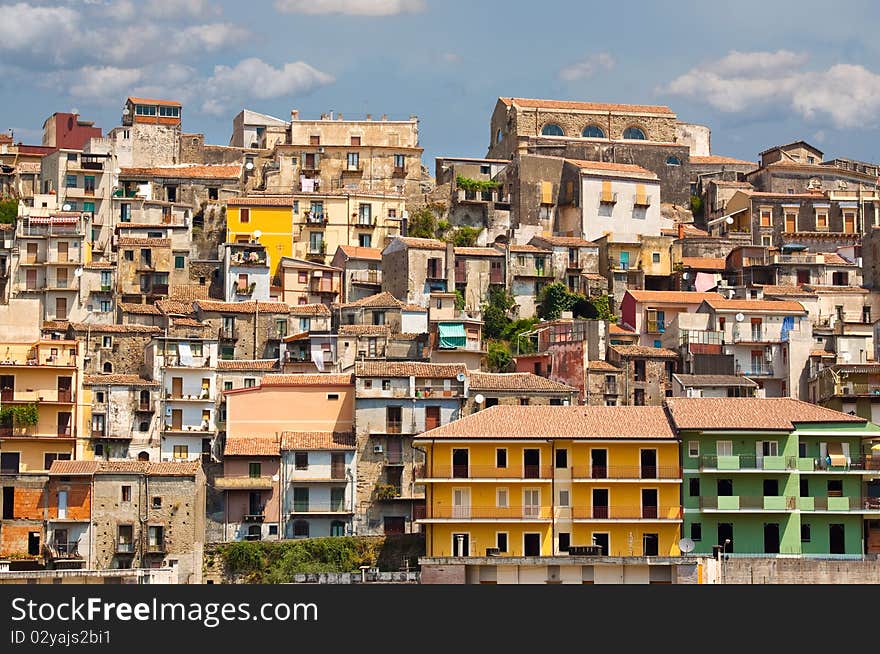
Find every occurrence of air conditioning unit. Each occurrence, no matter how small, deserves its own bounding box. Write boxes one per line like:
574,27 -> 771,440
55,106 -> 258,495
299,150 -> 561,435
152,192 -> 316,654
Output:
373,444 -> 384,454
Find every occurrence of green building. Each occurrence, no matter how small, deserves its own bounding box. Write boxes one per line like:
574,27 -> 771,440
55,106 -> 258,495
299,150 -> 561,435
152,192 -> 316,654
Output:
667,398 -> 880,557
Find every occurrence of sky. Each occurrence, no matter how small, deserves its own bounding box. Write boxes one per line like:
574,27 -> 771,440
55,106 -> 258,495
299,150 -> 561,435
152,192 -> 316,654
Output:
3,0 -> 880,167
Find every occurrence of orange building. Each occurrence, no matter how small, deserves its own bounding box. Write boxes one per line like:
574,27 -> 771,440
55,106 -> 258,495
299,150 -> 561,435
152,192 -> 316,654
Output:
122,97 -> 182,127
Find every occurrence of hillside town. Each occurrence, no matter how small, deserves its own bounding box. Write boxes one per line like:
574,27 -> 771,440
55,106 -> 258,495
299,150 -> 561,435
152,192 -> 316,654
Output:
2,95 -> 880,584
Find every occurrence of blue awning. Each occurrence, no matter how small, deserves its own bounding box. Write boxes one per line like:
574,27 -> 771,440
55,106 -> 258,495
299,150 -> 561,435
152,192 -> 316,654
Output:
438,323 -> 467,349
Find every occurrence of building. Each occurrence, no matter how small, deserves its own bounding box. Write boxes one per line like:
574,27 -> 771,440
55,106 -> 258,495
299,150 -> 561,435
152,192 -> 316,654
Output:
463,372 -> 576,414
808,363 -> 880,423
428,292 -> 484,370
528,235 -> 603,297
222,242 -> 271,302
667,397 -> 880,557
115,236 -> 172,302
415,405 -> 683,558
67,322 -> 162,376
504,243 -> 553,318
620,290 -> 719,347
452,246 -> 505,312
354,362 -> 467,535
193,300 -> 292,361
608,345 -> 678,406
336,326 -> 429,373
84,374 -> 160,462
671,373 -> 758,398
331,245 -> 383,303
217,436 -> 282,542
381,237 -> 451,306
277,257 -> 343,306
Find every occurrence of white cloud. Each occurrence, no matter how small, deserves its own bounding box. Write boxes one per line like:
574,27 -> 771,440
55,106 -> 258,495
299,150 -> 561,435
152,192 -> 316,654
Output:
274,0 -> 426,16
558,53 -> 615,82
173,23 -> 251,52
63,66 -> 145,102
665,50 -> 880,128
145,0 -> 218,18
0,3 -> 81,63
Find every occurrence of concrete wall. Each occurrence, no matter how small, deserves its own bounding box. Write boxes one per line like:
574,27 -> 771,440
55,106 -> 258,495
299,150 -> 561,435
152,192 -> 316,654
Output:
716,558 -> 880,584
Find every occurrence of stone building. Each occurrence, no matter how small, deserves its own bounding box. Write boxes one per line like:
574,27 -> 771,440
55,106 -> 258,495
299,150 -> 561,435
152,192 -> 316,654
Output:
529,235 -> 602,296
583,359 -> 624,406
336,291 -> 428,335
84,374 -> 160,462
452,246 -> 505,313
278,257 -> 342,306
462,372 -> 576,414
607,345 -> 678,406
194,299 -> 292,361
432,157 -> 512,243
229,109 -> 288,150
336,326 -> 429,372
115,236 -> 173,302
281,304 -> 336,373
354,361 -> 466,535
382,237 -> 452,306
427,292 -> 484,370
223,242 -> 271,302
501,242 -> 553,318
47,459 -> 206,583
331,245 -> 383,303
66,322 -> 161,376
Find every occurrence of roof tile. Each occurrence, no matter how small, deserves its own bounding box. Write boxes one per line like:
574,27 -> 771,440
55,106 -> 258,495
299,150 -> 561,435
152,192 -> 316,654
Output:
467,372 -> 577,392
281,432 -> 356,451
666,397 -> 864,430
356,362 -> 467,378
224,436 -> 280,457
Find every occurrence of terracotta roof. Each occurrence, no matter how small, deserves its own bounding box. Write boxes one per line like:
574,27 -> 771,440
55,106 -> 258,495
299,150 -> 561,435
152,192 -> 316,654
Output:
566,159 -> 658,178
416,405 -> 676,440
625,290 -> 718,304
681,257 -> 726,272
289,303 -> 331,317
217,359 -> 279,371
356,361 -> 467,378
118,237 -> 171,248
467,372 -> 577,393
281,432 -> 356,451
759,285 -> 817,297
690,155 -> 756,166
118,302 -> 162,315
70,323 -> 161,334
586,360 -> 621,372
224,436 -> 280,457
821,253 -> 854,265
609,324 -> 635,335
506,244 -> 551,253
805,285 -> 869,294
41,320 -> 69,332
261,373 -> 353,386
338,325 -> 391,336
156,299 -> 196,315
170,285 -> 210,301
811,350 -> 837,358
402,304 -> 427,312
708,180 -> 754,187
340,291 -> 403,309
611,345 -> 678,359
392,237 -> 447,250
336,245 -> 383,261
664,225 -> 710,238
666,397 -> 864,431
453,247 -> 504,257
738,190 -> 825,199
673,374 -> 758,388
227,196 -> 294,207
196,300 -> 290,314
171,317 -> 209,329
120,165 -> 240,180
702,297 -> 807,313
84,374 -> 159,387
49,459 -> 200,476
530,235 -> 596,248
127,96 -> 181,107
501,97 -> 675,116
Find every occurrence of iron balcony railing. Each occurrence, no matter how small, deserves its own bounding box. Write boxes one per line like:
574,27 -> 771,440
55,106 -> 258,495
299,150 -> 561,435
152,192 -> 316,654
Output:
699,496 -> 798,510
571,506 -> 682,520
423,506 -> 552,520
418,465 -> 554,480
699,454 -> 797,471
571,465 -> 681,480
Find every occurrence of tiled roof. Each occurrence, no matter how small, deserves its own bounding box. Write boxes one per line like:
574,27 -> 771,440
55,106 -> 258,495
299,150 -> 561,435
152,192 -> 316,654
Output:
224,436 -> 280,457
217,359 -> 279,371
70,323 -> 161,334
666,397 -> 864,431
530,235 -> 596,248
118,237 -> 172,248
117,302 -> 162,315
805,285 -> 869,294
156,299 -> 196,315
611,345 -> 679,359
340,291 -> 403,309
759,285 -> 817,297
505,244 -> 550,253
673,374 -> 758,388
356,361 -> 467,378
49,459 -> 200,476
501,97 -> 675,115
586,360 -> 621,372
392,237 -> 447,250
609,323 -> 635,335
261,373 -> 353,386
227,196 -> 294,207
820,253 -> 854,265
196,300 -> 291,314
338,325 -> 391,336
662,225 -> 710,238
281,432 -> 356,451
702,297 -> 807,313
566,159 -> 658,178
625,290 -> 718,304
467,372 -> 577,393
84,374 -> 159,387
336,245 -> 383,261
416,405 -> 676,440
120,165 -> 240,180
810,350 -> 837,358
84,262 -> 116,269
708,180 -> 754,187
681,257 -> 727,272
690,155 -> 756,166
453,247 -> 504,257
127,96 -> 181,107
170,285 -> 211,301
41,320 -> 69,332
171,318 -> 209,329
289,303 -> 331,316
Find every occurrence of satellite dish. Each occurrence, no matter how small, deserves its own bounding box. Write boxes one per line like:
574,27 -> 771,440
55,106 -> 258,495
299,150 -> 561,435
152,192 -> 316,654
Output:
122,108 -> 130,116
841,352 -> 852,363
271,474 -> 279,482
474,394 -> 485,405
682,272 -> 689,280
735,313 -> 745,323
456,372 -> 466,383
73,268 -> 83,278
62,204 -> 71,211
679,537 -> 695,554
253,230 -> 262,239
245,162 -> 254,170
725,216 -> 734,225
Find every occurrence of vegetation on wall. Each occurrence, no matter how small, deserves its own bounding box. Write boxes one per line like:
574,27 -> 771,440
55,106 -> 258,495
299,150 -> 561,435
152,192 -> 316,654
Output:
455,175 -> 500,193
482,286 -> 537,372
690,195 -> 703,218
0,403 -> 39,427
454,289 -> 466,311
537,283 -> 616,322
0,198 -> 17,224
451,225 -> 480,247
406,206 -> 439,239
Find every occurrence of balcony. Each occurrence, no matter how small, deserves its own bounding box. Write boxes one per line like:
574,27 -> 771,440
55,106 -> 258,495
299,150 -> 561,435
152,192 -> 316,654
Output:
834,383 -> 880,398
162,424 -> 215,434
633,195 -> 652,207
146,542 -> 166,554
799,496 -> 880,512
732,331 -> 783,345
735,363 -> 776,377
219,328 -> 238,341
136,402 -> 154,412
392,166 -> 406,177
571,465 -> 681,480
797,456 -> 880,472
353,218 -> 377,228
599,192 -> 618,205
216,475 -> 276,491
699,454 -> 794,471
420,506 -> 552,521
304,212 -> 328,225
571,506 -> 683,520
418,465 -> 554,480
162,355 -> 215,369
309,279 -> 337,295
116,542 -> 134,554
164,390 -> 214,403
44,540 -> 82,560
699,496 -> 797,511
243,513 -> 265,523
287,504 -> 352,515
351,269 -> 382,285
603,382 -> 618,395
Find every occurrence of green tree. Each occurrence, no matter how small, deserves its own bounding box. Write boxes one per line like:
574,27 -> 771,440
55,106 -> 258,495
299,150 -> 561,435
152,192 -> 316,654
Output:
482,305 -> 508,340
590,294 -> 615,321
406,206 -> 437,239
690,195 -> 703,218
454,289 -> 465,311
0,198 -> 17,225
451,226 -> 481,247
537,282 -> 595,320
487,341 -> 513,372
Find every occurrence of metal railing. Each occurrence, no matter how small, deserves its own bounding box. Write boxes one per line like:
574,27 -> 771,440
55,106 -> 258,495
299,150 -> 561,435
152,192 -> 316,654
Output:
351,270 -> 382,285
571,506 -> 682,520
418,465 -> 554,479
700,454 -> 796,470
571,465 -> 681,479
699,496 -> 798,510
423,506 -> 552,520
800,496 -> 880,511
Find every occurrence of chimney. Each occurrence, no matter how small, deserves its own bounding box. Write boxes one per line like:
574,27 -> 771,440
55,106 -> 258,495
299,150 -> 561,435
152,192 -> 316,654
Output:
337,113 -> 343,120
366,114 -> 372,121
291,110 -> 300,121
381,114 -> 388,121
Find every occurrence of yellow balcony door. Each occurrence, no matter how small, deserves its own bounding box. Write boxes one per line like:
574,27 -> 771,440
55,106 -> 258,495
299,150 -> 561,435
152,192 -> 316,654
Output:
452,488 -> 470,519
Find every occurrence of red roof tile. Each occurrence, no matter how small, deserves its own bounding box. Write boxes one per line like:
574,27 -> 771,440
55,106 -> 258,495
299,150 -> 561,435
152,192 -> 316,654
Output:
281,432 -> 356,451
336,245 -> 383,261
666,398 -> 864,430
224,436 -> 280,457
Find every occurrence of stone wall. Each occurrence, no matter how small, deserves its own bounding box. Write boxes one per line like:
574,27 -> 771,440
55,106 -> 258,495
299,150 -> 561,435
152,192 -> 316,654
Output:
131,124 -> 179,168
717,557 -> 880,584
0,475 -> 47,557
73,329 -> 157,376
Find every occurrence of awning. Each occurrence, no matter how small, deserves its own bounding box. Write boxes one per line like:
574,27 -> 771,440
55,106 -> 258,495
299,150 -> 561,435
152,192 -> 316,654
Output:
438,323 -> 466,349
828,442 -> 848,467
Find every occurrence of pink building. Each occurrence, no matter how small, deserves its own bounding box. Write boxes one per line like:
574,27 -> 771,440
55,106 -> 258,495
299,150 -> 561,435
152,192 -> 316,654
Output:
620,290 -> 719,347
217,436 -> 282,542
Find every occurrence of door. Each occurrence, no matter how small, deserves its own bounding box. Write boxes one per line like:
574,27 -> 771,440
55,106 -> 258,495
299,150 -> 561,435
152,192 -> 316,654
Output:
830,524 -> 846,554
54,528 -> 69,554
384,516 -> 406,535
26,243 -> 37,264
57,490 -> 67,519
523,533 -> 541,557
592,488 -> 609,518
523,489 -> 540,518
386,438 -> 402,465
57,377 -> 72,403
643,533 -> 659,557
25,268 -> 36,290
425,406 -> 441,431
452,532 -> 470,556
57,242 -> 68,263
619,251 -> 630,270
171,409 -> 182,430
796,269 -> 810,286
592,533 -> 610,556
641,488 -> 658,519
718,523 -> 734,554
0,375 -> 13,402
763,479 -> 779,498
452,449 -> 469,478
57,411 -> 71,437
331,453 -> 345,480
844,212 -> 856,234
249,491 -> 263,516
764,523 -> 780,554
640,449 -> 657,479
330,487 -> 345,512
55,297 -> 67,320
56,268 -> 68,288
452,488 -> 470,519
292,488 -> 308,513
591,449 -> 608,478
171,377 -> 183,399
785,212 -> 796,232
524,449 -> 540,479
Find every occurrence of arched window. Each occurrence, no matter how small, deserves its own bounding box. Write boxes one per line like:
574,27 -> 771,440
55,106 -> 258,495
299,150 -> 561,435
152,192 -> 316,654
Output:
541,124 -> 565,137
330,521 -> 346,537
496,128 -> 503,144
666,156 -> 682,166
623,127 -> 647,140
137,451 -> 150,461
293,520 -> 309,538
103,361 -> 113,373
582,125 -> 605,138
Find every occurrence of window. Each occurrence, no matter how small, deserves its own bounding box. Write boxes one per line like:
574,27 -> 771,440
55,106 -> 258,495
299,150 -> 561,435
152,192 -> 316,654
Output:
816,209 -> 829,231
717,479 -> 734,496
96,391 -> 105,403
309,232 -> 323,253
208,187 -> 219,201
666,156 -> 682,166
801,524 -> 811,542
224,381 -> 234,392
43,453 -> 71,469
652,252 -> 661,264
382,379 -> 391,391
358,203 -> 372,224
358,233 -> 372,248
634,388 -> 645,406
100,300 -> 112,312
689,478 -> 700,496
496,532 -> 508,553
558,532 -> 571,553
295,452 -> 308,470
102,335 -> 112,349
240,208 -> 250,223
139,421 -> 149,432
298,271 -> 308,284
496,448 -> 507,468
760,207 -> 772,227
66,175 -> 77,188
347,152 -> 360,169
249,463 -> 261,478
716,441 -> 733,456
327,393 -> 340,401
244,378 -> 256,388
623,127 -> 647,140
394,154 -> 406,169
688,441 -> 699,457
124,250 -> 134,261
582,125 -> 605,138
558,490 -> 570,507
496,488 -> 508,508
151,496 -> 162,509
94,444 -> 104,457
173,445 -> 188,460
175,255 -> 185,269
541,124 -> 564,137
1,486 -> 13,518
690,523 -> 702,541
555,449 -> 568,469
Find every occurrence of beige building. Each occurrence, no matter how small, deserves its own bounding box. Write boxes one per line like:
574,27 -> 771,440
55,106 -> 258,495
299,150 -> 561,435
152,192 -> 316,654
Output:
278,257 -> 343,306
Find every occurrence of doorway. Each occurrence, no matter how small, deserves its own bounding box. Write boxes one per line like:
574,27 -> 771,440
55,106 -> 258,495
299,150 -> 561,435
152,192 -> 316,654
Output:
384,516 -> 406,535
452,488 -> 471,519
592,488 -> 609,518
591,449 -> 607,479
523,449 -> 540,479
640,449 -> 657,479
643,533 -> 659,556
764,523 -> 780,554
451,532 -> 470,557
641,488 -> 658,519
523,533 -> 541,557
592,533 -> 609,555
829,524 -> 846,554
171,409 -> 182,430
452,449 -> 469,478
718,523 -> 734,553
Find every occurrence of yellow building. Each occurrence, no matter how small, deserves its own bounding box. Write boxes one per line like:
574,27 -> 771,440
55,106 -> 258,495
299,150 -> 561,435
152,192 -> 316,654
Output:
415,405 -> 682,558
0,340 -> 88,472
226,193 -> 404,273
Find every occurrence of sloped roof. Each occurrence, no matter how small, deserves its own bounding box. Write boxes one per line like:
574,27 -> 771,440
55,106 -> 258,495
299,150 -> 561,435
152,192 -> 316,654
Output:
681,257 -> 727,272
289,303 -> 331,317
196,300 -> 290,314
392,237 -> 447,250
611,345 -> 679,359
84,374 -> 159,387
336,245 -> 383,261
467,372 -> 577,393
530,235 -> 596,248
340,292 -> 403,309
338,325 -> 391,336
356,361 -> 467,378
673,374 -> 758,388
566,159 -> 658,178
261,374 -> 353,386
281,432 -> 356,451
216,359 -> 279,371
625,290 -> 718,304
224,436 -> 280,457
117,302 -> 162,315
702,297 -> 807,314
70,323 -> 161,334
120,165 -> 240,180
666,397 -> 864,430
690,155 -> 756,166
49,459 -> 200,476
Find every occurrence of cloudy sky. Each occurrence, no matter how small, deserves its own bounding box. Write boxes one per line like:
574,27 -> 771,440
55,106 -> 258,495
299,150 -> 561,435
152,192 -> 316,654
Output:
3,0 -> 880,166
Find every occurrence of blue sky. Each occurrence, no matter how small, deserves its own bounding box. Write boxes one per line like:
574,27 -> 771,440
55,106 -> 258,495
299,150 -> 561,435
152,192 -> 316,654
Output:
3,0 -> 880,167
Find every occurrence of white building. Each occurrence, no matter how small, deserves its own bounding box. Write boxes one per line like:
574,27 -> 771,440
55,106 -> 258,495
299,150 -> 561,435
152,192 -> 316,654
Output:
223,242 -> 271,302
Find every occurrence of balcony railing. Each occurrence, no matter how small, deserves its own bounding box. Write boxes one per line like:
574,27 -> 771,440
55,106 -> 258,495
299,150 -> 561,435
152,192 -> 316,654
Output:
699,496 -> 798,510
418,465 -> 554,480
571,506 -> 682,520
571,465 -> 681,480
351,270 -> 382,285
243,513 -> 265,523
736,364 -> 776,377
604,383 -> 618,395
700,454 -> 795,471
836,384 -> 880,397
116,542 -> 134,554
799,496 -> 880,511
146,542 -> 166,554
422,506 -> 552,520
287,504 -> 351,514
45,540 -> 81,559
